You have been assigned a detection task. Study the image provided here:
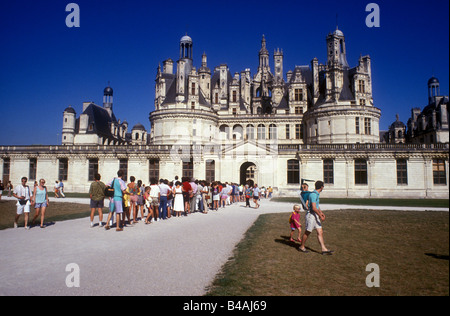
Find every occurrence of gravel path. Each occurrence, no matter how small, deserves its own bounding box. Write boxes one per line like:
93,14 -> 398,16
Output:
0,197 -> 446,296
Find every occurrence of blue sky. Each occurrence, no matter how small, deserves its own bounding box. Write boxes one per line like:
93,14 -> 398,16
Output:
0,0 -> 448,145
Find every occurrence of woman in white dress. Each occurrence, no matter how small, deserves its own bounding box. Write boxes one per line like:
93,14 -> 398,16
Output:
172,181 -> 184,217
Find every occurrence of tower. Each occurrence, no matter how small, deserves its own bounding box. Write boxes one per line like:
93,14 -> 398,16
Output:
273,48 -> 283,84
428,76 -> 440,103
326,27 -> 349,68
103,84 -> 113,117
62,105 -> 76,145
258,35 -> 270,73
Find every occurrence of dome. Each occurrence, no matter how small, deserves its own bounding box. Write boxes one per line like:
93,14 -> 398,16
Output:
180,34 -> 192,43
333,28 -> 344,37
104,86 -> 113,96
132,123 -> 146,131
64,105 -> 76,114
428,76 -> 439,85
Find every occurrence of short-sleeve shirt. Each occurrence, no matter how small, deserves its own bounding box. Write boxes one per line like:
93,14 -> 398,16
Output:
107,178 -> 126,201
307,190 -> 320,214
89,181 -> 106,201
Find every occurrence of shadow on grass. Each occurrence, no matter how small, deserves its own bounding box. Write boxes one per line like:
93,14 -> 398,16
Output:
275,235 -> 321,254
425,253 -> 450,260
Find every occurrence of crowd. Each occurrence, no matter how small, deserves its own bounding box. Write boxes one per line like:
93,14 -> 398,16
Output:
8,173 -> 333,255
90,170 -> 272,231
7,171 -> 272,231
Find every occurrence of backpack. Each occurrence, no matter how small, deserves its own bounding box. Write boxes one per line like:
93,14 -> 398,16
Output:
104,179 -> 115,197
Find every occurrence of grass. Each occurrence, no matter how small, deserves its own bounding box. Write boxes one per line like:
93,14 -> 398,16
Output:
271,197 -> 449,208
0,200 -> 101,230
206,210 -> 449,296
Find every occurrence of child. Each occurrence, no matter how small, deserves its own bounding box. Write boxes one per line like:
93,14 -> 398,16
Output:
289,204 -> 302,243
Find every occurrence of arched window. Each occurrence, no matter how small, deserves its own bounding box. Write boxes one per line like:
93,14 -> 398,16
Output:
219,125 -> 230,140
269,124 -> 277,140
246,125 -> 254,140
233,125 -> 243,141
257,124 -> 266,140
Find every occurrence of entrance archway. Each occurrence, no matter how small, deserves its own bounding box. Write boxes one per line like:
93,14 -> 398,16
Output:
240,162 -> 257,186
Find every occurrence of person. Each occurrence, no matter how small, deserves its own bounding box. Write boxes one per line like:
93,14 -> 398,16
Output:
143,186 -> 151,220
189,178 -> 198,213
159,179 -> 171,220
59,180 -> 65,198
299,181 -> 333,255
268,186 -> 273,199
104,170 -> 128,231
127,176 -> 139,223
0,180 -> 3,200
182,177 -> 192,214
89,173 -> 106,227
147,178 -> 160,222
7,181 -> 13,197
136,180 -> 145,221
167,181 -> 173,218
289,205 -> 302,242
31,178 -> 50,228
300,182 -> 311,210
212,182 -> 220,211
12,177 -> 33,229
54,181 -> 60,198
244,185 -> 252,207
253,184 -> 260,209
172,181 -> 184,217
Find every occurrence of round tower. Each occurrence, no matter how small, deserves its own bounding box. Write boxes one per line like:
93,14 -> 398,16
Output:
62,105 -> 76,145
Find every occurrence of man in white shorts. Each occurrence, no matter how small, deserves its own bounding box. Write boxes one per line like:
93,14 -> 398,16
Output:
299,181 -> 333,255
13,177 -> 33,229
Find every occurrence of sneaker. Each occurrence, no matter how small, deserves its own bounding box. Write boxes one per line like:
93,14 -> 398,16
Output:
25,226 -> 30,230
14,222 -> 18,228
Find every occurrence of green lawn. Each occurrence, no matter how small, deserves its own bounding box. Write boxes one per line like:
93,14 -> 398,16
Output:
271,197 -> 449,208
206,210 -> 449,296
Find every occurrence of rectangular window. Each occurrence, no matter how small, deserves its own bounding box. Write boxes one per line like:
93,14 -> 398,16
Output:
364,118 -> 371,135
285,124 -> 290,139
294,89 -> 303,101
433,159 -> 447,185
355,117 -> 360,134
359,80 -> 365,93
119,159 -> 128,182
354,159 -> 368,185
59,158 -> 68,181
29,158 -> 37,181
2,158 -> 10,182
295,124 -> 301,140
287,159 -> 300,184
323,159 -> 334,184
183,158 -> 194,179
396,159 -> 408,185
191,83 -> 196,95
205,160 -> 215,183
232,90 -> 237,103
295,106 -> 303,114
88,159 -> 98,182
149,159 -> 160,181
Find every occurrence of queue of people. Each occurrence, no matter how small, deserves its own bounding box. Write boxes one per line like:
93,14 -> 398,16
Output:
89,170 -> 268,231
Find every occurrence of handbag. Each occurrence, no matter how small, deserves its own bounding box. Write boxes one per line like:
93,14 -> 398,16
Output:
104,179 -> 115,197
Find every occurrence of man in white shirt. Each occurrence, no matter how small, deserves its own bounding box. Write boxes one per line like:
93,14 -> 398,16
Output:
159,179 -> 171,220
12,177 -> 33,229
